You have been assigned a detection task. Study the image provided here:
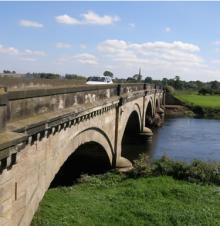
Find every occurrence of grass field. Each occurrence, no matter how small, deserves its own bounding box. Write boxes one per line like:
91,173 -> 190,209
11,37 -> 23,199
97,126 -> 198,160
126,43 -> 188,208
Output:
175,92 -> 220,109
32,174 -> 220,226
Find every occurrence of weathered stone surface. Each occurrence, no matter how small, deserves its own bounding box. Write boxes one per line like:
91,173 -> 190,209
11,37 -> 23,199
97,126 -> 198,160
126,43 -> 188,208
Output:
0,84 -> 165,226
116,157 -> 133,172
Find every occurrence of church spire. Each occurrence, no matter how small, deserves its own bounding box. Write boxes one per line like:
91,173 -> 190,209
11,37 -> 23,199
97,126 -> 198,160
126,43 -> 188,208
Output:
139,68 -> 141,76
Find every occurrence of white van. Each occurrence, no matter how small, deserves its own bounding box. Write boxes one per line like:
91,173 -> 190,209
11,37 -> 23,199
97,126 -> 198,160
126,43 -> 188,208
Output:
86,76 -> 113,85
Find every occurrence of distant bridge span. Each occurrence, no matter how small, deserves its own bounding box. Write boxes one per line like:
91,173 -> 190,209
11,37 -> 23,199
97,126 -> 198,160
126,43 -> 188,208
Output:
0,83 -> 165,226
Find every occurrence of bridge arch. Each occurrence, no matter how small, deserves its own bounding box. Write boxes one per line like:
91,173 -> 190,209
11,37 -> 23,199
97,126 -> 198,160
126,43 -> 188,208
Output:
155,98 -> 160,112
145,99 -> 154,127
44,127 -> 114,190
50,141 -> 111,187
122,110 -> 141,143
119,102 -> 142,141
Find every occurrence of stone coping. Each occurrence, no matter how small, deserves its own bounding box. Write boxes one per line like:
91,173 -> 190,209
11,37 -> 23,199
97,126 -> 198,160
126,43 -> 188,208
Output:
0,96 -> 120,160
6,83 -> 150,100
0,131 -> 27,160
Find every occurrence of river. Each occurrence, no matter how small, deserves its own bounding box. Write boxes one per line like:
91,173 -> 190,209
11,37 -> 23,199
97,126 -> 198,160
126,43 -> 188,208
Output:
51,116 -> 220,187
124,117 -> 220,162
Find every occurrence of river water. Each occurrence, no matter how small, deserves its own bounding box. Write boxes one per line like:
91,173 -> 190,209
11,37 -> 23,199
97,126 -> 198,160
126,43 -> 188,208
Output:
124,117 -> 220,163
51,117 -> 220,187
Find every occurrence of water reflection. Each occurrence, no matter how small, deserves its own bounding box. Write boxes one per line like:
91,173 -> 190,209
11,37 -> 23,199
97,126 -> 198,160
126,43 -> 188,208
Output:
123,117 -> 220,163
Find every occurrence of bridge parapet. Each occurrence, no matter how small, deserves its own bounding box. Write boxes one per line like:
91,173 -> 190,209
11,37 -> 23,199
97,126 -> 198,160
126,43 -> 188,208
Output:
0,83 -> 161,172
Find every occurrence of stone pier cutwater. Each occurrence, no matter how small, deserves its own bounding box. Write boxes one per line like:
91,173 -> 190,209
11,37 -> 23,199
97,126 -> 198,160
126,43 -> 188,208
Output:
0,83 -> 165,226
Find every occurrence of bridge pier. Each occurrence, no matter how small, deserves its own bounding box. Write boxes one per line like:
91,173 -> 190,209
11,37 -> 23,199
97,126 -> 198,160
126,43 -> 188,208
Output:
115,156 -> 133,172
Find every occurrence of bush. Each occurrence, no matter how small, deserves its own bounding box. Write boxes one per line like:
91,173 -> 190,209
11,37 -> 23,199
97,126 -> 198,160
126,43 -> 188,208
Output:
198,88 -> 213,95
165,85 -> 175,94
127,155 -> 220,185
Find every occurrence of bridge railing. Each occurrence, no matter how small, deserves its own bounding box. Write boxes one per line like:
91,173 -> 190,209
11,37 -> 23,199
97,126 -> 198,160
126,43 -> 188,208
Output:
0,83 -> 160,132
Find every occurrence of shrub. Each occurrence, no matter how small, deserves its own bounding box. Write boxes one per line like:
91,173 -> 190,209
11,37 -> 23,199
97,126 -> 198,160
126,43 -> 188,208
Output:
127,155 -> 220,185
165,85 -> 175,94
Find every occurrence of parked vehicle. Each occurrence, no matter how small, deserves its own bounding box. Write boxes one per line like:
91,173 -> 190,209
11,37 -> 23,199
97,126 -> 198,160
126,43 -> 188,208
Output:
86,76 -> 113,85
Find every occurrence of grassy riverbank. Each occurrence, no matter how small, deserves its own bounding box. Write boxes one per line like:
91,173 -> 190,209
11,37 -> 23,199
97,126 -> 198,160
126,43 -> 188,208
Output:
174,91 -> 220,118
32,157 -> 220,226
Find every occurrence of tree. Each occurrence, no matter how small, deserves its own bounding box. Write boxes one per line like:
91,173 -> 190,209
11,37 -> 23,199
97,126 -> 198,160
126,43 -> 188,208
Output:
103,71 -> 113,78
133,74 -> 142,82
210,80 -> 219,90
174,75 -> 183,89
162,77 -> 168,86
144,76 -> 153,83
3,70 -> 11,74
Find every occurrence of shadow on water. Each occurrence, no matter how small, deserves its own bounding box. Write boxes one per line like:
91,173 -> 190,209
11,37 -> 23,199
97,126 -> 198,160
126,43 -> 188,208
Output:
122,116 -> 220,163
50,142 -> 111,188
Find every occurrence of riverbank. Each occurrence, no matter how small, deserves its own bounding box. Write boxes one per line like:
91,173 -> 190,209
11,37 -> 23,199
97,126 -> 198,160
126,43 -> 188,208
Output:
32,157 -> 220,226
165,105 -> 195,117
173,92 -> 220,119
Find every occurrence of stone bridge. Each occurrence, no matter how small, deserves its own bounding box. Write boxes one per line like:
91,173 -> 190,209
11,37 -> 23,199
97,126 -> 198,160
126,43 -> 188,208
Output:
0,83 -> 165,226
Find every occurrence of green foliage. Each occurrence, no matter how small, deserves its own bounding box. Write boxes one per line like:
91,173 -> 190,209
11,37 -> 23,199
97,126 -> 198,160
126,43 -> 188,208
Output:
144,76 -> 153,84
174,93 -> 220,118
103,70 -> 114,78
29,72 -> 61,79
198,87 -> 220,95
127,155 -> 220,186
133,73 -> 142,81
164,85 -> 175,94
175,93 -> 220,108
32,158 -> 220,226
65,74 -> 86,80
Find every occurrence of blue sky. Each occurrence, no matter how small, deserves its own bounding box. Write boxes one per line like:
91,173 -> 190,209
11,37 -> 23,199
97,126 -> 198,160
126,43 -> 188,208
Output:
0,2 -> 220,81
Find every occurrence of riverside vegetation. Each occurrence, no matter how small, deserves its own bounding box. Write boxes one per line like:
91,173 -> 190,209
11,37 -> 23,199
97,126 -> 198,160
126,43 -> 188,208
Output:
32,155 -> 220,226
173,90 -> 220,118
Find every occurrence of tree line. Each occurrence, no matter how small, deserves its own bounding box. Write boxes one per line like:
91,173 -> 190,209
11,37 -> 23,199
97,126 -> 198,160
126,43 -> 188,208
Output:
2,70 -> 220,94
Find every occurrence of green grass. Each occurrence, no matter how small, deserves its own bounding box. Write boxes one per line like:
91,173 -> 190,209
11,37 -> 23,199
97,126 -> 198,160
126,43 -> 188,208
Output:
173,91 -> 220,118
32,174 -> 220,226
175,93 -> 220,109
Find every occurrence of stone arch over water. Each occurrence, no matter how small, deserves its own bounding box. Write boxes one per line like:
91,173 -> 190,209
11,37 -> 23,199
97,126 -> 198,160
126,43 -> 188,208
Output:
50,141 -> 111,187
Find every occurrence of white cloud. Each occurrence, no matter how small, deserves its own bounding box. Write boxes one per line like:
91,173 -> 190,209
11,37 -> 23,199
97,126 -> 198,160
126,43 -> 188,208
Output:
74,53 -> 98,64
0,44 -> 19,55
97,39 -> 207,79
56,42 -> 72,48
165,27 -> 171,32
23,49 -> 46,57
55,11 -> 120,25
82,11 -> 119,25
55,15 -> 80,25
19,19 -> 43,28
0,44 -> 46,63
58,53 -> 98,65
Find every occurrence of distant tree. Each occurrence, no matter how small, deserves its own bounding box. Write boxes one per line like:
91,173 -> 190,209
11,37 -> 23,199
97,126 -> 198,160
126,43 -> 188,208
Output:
3,70 -> 11,74
103,71 -> 114,78
126,77 -> 136,83
65,74 -> 86,80
174,75 -> 183,89
12,70 -> 16,74
31,73 -> 60,79
144,76 -> 153,83
210,80 -> 219,90
198,88 -> 213,95
133,74 -> 142,81
162,77 -> 168,86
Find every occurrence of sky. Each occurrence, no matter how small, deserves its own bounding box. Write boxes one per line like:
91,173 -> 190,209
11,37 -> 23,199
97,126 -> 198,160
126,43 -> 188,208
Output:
0,1 -> 220,81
